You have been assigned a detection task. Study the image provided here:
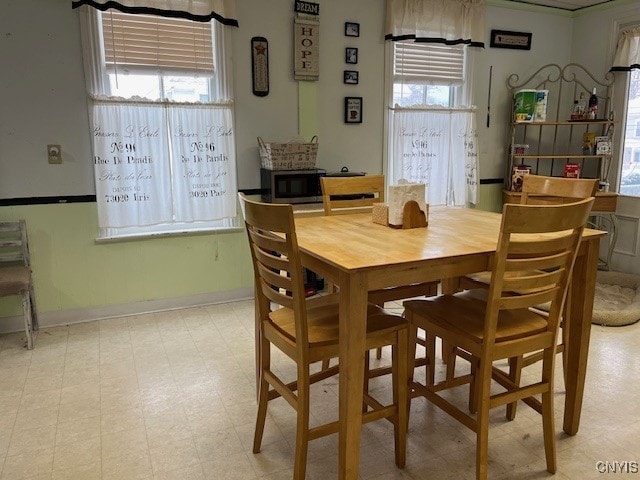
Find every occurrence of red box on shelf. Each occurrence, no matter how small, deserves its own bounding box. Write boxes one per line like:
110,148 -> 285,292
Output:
563,163 -> 581,178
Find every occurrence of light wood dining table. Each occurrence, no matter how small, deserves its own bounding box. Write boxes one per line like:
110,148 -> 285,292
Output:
265,206 -> 604,480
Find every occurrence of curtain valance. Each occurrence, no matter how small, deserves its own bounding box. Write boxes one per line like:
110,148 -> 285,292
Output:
72,0 -> 238,25
385,0 -> 484,47
611,27 -> 640,71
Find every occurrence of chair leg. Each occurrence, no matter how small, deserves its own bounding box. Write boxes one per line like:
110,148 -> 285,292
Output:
363,353 -> 371,413
426,332 -> 435,386
475,359 -> 492,480
468,356 -> 478,414
28,285 -> 39,332
407,320 -> 418,385
293,368 -> 310,480
444,342 -> 457,380
376,347 -> 383,360
506,355 -> 523,421
321,359 -> 331,370
542,388 -> 557,474
541,351 -> 557,474
561,279 -> 571,385
392,330 -> 408,469
253,338 -> 270,453
22,293 -> 34,350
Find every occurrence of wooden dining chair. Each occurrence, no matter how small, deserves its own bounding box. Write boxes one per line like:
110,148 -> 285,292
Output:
454,175 -> 598,417
240,195 -> 408,480
320,174 -> 385,215
320,174 -> 438,369
462,175 -> 598,290
0,220 -> 38,349
404,197 -> 594,480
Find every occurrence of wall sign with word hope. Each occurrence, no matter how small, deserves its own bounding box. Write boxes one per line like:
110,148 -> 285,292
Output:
294,1 -> 319,81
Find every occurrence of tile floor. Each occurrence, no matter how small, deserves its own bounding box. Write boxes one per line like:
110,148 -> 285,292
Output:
0,299 -> 638,480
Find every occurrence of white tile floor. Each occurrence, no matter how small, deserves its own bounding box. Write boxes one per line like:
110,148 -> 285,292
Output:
0,299 -> 638,479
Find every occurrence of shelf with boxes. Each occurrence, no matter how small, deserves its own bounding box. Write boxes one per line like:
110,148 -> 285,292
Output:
506,64 -> 615,189
505,64 -> 618,269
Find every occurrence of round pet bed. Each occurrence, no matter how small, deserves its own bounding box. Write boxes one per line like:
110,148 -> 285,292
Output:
592,271 -> 640,326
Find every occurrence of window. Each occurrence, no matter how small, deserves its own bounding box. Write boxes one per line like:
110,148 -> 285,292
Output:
386,41 -> 478,206
80,8 -> 237,239
392,42 -> 464,108
620,70 -> 640,197
101,12 -> 214,101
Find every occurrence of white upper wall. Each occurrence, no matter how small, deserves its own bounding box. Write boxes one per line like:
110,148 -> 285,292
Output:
475,5 -> 573,179
0,0 -> 634,197
0,0 -> 94,198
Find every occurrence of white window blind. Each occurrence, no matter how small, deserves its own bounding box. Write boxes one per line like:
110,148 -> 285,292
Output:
393,42 -> 464,85
102,11 -> 214,73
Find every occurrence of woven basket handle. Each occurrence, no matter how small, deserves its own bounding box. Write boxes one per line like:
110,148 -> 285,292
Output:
257,136 -> 267,152
310,135 -> 318,144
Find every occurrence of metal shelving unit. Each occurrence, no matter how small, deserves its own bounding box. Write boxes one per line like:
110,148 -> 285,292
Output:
504,64 -> 618,270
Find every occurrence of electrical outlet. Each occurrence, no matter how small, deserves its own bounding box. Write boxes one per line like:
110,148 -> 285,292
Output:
47,144 -> 62,164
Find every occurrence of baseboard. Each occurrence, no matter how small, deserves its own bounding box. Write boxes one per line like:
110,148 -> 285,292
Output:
0,287 -> 254,334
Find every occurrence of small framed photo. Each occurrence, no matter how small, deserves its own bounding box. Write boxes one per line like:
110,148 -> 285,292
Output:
343,70 -> 359,85
345,22 -> 360,37
344,96 -> 363,124
345,47 -> 358,64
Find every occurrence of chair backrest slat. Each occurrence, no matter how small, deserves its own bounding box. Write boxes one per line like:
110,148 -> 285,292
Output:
504,251 -> 571,272
321,175 -> 385,215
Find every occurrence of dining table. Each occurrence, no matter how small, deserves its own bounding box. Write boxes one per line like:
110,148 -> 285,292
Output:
269,205 -> 604,480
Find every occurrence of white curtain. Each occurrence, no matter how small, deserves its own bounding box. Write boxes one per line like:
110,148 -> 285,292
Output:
388,109 -> 478,206
168,104 -> 237,222
72,0 -> 238,25
385,0 -> 485,46
92,102 -> 173,228
79,7 -> 237,239
611,27 -> 640,71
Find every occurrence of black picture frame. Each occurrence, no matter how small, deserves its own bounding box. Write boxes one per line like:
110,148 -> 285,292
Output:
345,47 -> 358,64
490,29 -> 532,50
344,97 -> 363,124
343,70 -> 359,85
345,22 -> 360,37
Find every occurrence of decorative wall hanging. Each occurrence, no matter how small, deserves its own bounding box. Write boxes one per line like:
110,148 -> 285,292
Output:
344,97 -> 363,124
345,47 -> 358,64
345,22 -> 359,37
251,36 -> 269,96
293,1 -> 320,81
490,30 -> 532,50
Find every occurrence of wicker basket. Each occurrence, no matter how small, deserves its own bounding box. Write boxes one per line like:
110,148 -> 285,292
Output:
258,136 -> 318,170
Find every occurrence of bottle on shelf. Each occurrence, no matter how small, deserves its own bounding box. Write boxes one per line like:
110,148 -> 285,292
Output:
588,87 -> 598,119
570,100 -> 582,121
576,92 -> 587,119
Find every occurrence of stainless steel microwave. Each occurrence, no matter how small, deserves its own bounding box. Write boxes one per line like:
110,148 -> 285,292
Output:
261,168 -> 326,204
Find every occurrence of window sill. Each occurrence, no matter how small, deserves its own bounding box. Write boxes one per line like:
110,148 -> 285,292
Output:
95,226 -> 244,243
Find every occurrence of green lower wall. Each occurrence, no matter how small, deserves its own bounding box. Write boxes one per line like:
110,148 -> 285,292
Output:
0,184 -> 503,321
475,183 -> 505,213
0,203 -> 253,318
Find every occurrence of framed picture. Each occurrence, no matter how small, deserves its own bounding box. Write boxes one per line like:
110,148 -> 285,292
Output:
345,47 -> 358,64
343,70 -> 359,85
344,97 -> 363,124
345,22 -> 360,37
490,29 -> 532,50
